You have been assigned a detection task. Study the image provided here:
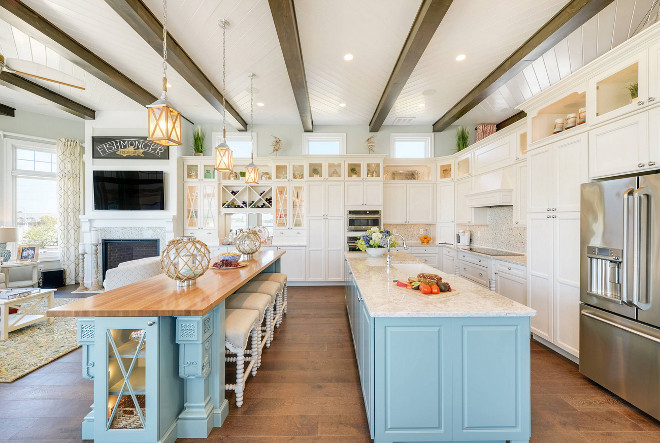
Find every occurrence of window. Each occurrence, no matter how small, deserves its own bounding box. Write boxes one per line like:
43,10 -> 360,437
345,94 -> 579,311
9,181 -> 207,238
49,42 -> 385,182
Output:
302,133 -> 346,155
212,133 -> 257,158
8,140 -> 59,258
390,133 -> 434,158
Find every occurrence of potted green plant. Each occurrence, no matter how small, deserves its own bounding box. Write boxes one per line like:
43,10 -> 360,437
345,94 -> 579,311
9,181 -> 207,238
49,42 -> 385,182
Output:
312,167 -> 320,177
193,126 -> 205,156
626,82 -> 639,103
457,126 -> 469,152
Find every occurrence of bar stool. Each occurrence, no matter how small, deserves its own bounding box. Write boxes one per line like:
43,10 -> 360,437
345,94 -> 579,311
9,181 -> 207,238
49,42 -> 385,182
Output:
236,280 -> 284,329
225,308 -> 260,407
252,273 -> 288,315
226,292 -> 274,362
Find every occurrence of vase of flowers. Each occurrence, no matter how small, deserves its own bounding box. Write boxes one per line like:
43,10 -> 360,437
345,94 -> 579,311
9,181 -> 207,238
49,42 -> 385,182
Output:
357,227 -> 397,257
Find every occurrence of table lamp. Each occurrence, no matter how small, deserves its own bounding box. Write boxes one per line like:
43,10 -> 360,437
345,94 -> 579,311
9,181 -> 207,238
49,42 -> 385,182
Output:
0,227 -> 18,262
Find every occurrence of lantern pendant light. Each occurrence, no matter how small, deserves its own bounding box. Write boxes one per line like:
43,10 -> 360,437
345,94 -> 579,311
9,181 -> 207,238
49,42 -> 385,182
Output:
147,0 -> 181,146
215,19 -> 233,173
245,73 -> 259,185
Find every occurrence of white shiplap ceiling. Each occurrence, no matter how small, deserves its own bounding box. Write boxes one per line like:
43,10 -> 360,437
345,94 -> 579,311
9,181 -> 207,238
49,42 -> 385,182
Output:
455,0 -> 660,127
382,0 -> 572,126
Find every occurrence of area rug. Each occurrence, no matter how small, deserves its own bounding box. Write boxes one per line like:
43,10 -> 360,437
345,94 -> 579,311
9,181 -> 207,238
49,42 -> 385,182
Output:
0,297 -> 79,382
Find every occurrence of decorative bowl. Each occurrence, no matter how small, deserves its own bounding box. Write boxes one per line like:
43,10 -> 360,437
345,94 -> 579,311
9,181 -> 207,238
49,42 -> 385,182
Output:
221,252 -> 241,263
366,248 -> 386,258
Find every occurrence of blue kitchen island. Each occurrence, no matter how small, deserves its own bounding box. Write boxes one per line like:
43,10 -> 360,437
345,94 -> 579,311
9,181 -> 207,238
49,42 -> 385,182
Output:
345,252 -> 536,443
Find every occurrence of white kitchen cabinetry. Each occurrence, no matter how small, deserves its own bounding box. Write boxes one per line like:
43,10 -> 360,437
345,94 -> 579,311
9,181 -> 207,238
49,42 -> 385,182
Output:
436,183 -> 455,244
473,135 -> 514,175
404,246 -> 438,267
495,261 -> 527,305
346,158 -> 383,180
527,212 -> 580,357
528,133 -> 588,214
345,182 -> 383,207
276,246 -> 306,281
441,247 -> 457,274
589,112 -> 650,178
454,179 -> 472,224
383,183 -> 435,224
182,158 -> 219,246
307,216 -> 344,282
308,182 -> 344,217
513,163 -> 527,227
274,183 -> 307,229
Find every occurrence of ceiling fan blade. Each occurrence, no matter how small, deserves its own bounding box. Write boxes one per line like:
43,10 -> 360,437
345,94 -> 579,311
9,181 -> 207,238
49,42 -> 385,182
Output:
5,58 -> 85,90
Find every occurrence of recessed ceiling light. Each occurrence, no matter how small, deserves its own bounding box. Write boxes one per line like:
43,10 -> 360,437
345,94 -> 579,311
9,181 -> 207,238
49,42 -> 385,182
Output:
257,102 -> 264,107
455,54 -> 466,61
418,103 -> 425,108
339,103 -> 346,107
343,53 -> 354,61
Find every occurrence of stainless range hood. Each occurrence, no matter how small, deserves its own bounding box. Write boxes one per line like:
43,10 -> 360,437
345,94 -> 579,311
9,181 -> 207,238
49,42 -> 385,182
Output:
465,167 -> 515,208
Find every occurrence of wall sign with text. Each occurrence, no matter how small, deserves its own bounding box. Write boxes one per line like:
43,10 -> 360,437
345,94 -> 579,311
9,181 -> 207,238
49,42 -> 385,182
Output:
92,137 -> 170,160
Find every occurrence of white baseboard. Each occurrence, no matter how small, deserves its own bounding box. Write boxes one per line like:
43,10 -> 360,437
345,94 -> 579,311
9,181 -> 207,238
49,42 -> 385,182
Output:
288,281 -> 346,286
532,334 -> 579,364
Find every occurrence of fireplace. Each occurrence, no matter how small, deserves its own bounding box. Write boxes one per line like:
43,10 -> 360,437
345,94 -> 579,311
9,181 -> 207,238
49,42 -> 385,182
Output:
102,239 -> 160,279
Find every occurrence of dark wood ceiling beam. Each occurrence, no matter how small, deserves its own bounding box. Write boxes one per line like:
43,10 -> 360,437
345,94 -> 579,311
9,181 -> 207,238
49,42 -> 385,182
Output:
433,0 -> 614,132
268,0 -> 312,132
496,111 -> 526,131
0,72 -> 95,119
369,0 -> 453,132
0,0 -> 157,107
0,102 -> 15,117
105,0 -> 247,130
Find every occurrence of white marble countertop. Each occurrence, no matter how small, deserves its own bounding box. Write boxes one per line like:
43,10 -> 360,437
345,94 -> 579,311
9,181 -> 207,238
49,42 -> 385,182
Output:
439,244 -> 527,266
345,251 -> 535,318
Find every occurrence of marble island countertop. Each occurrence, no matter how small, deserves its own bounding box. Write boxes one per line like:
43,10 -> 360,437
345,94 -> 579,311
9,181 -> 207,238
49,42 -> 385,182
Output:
345,251 -> 535,318
439,244 -> 527,266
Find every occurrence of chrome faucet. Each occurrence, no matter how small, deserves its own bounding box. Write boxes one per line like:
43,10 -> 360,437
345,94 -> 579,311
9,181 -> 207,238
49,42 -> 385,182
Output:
387,234 -> 407,266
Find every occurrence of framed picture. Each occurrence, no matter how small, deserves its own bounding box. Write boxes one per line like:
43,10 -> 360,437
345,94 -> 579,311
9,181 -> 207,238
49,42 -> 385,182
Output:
92,137 -> 170,160
17,245 -> 39,262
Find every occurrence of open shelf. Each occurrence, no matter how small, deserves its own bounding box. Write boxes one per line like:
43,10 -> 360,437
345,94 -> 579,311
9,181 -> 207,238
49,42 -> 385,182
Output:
384,164 -> 432,181
249,186 -> 273,209
531,91 -> 586,143
596,62 -> 639,118
221,185 -> 248,209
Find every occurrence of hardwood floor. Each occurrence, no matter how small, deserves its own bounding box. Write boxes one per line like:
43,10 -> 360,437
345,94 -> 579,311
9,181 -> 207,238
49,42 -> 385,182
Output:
1,285 -> 659,442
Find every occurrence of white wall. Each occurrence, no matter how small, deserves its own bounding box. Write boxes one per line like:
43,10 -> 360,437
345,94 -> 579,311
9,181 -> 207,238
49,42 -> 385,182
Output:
188,123 -> 460,158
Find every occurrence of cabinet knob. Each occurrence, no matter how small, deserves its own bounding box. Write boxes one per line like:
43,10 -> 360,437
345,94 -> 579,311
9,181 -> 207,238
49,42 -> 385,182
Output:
547,215 -> 551,218
552,208 -> 556,211
508,267 -> 512,270
147,321 -> 156,326
515,221 -> 519,224
649,97 -> 656,103
638,100 -> 646,106
547,208 -> 550,211
639,163 -> 646,168
649,161 -> 656,167
552,215 -> 557,218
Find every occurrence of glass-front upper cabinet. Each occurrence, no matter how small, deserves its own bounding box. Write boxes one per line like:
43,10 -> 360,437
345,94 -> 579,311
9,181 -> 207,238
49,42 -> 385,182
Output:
456,152 -> 471,179
201,184 -> 217,229
306,160 -> 344,180
291,185 -> 305,228
274,162 -> 305,181
588,53 -> 648,125
274,184 -> 305,228
346,158 -> 382,180
185,184 -> 200,229
437,160 -> 453,180
275,185 -> 288,227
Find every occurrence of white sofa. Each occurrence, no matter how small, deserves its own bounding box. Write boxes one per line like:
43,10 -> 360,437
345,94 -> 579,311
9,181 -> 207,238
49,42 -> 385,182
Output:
103,256 -> 163,291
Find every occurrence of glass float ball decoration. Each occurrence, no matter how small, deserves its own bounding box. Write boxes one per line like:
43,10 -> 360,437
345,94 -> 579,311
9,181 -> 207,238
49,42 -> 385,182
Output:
161,236 -> 211,287
235,229 -> 262,259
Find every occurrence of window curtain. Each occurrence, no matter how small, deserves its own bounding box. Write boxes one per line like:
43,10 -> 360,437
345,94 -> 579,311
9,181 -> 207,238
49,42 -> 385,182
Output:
57,138 -> 82,285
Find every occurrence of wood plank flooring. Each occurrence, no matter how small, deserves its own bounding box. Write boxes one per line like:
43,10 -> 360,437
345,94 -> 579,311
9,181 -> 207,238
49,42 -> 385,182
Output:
1,286 -> 659,442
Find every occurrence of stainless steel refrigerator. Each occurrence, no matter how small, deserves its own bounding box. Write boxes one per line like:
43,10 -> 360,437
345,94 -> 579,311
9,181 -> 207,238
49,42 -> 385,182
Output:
580,173 -> 660,420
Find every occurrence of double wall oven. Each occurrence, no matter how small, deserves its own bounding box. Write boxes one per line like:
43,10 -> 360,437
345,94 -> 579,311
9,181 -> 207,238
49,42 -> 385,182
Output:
580,174 -> 660,420
346,210 -> 381,251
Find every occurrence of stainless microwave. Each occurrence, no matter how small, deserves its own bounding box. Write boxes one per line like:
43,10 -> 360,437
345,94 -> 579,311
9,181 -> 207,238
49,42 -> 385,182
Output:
347,210 -> 381,232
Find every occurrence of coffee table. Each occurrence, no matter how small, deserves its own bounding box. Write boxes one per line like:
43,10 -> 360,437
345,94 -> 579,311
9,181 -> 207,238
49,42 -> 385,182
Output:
0,289 -> 54,340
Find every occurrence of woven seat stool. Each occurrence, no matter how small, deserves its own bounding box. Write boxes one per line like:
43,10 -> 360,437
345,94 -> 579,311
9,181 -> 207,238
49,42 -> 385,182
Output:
226,292 -> 274,362
252,273 -> 288,315
225,308 -> 260,407
236,280 -> 284,329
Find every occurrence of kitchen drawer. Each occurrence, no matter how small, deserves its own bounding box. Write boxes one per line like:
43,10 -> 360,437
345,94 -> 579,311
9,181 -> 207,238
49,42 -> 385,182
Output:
274,229 -> 306,238
443,247 -> 457,258
412,253 -> 438,267
457,251 -> 488,267
495,261 -> 526,279
408,246 -> 438,254
459,261 -> 489,287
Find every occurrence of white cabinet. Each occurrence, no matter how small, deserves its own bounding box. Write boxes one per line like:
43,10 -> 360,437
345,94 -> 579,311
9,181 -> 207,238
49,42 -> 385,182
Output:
473,135 -> 514,175
441,247 -> 457,274
527,212 -> 580,357
306,216 -> 344,282
308,182 -> 344,217
274,184 -> 307,229
513,163 -> 527,227
383,183 -> 435,224
404,246 -> 438,267
589,112 -> 649,178
528,134 -> 588,213
436,182 -> 455,245
345,182 -> 383,207
454,179 -> 472,224
277,246 -> 306,281
495,262 -> 527,305
182,157 -> 219,246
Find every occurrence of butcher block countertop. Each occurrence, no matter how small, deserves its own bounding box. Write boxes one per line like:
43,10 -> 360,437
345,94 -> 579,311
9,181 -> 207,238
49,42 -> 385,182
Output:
48,250 -> 285,318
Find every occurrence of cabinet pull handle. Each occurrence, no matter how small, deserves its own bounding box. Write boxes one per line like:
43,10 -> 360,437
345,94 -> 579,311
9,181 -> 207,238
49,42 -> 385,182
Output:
515,221 -> 519,224
147,321 -> 156,326
638,100 -> 646,106
639,163 -> 646,168
649,161 -> 656,167
547,215 -> 551,218
649,97 -> 656,103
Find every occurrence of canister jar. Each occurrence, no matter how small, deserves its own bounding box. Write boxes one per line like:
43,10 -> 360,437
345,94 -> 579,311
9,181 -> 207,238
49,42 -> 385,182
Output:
565,113 -> 577,129
553,118 -> 565,134
577,108 -> 586,125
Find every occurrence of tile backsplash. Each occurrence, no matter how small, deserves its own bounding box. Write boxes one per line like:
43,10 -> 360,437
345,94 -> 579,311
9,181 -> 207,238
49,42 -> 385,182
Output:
457,206 -> 526,253
383,224 -> 433,242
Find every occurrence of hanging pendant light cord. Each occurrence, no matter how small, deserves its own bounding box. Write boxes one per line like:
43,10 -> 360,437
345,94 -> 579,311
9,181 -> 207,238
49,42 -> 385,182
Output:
250,73 -> 254,161
162,0 -> 168,94
221,20 -> 227,140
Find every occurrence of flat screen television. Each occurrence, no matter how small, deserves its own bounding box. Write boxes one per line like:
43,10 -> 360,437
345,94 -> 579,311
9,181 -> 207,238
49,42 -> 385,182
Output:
93,171 -> 165,210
